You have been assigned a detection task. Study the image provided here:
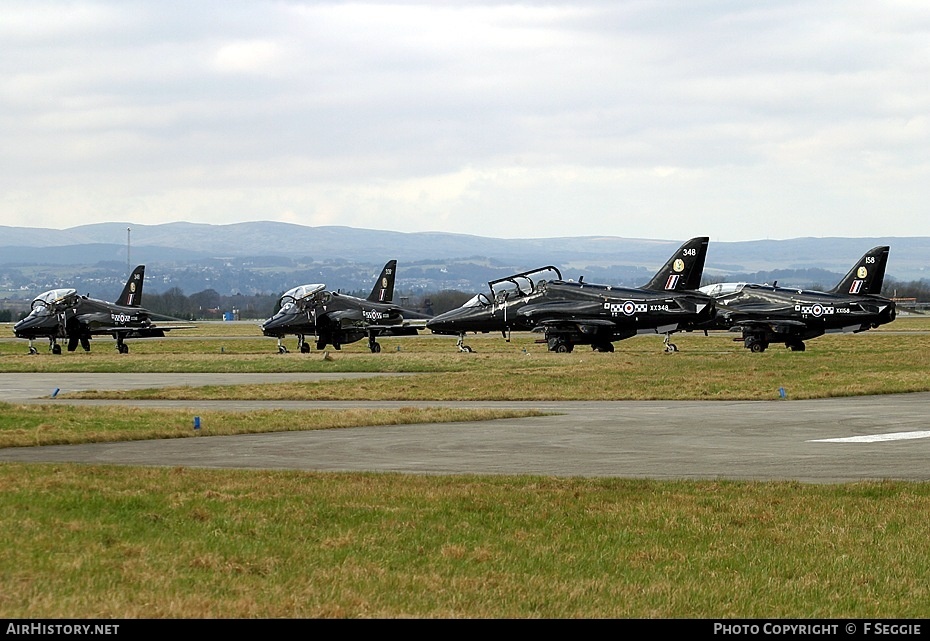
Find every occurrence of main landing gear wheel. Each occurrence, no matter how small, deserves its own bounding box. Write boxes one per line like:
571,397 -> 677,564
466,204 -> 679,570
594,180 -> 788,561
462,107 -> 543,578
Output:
51,345 -> 61,355
748,341 -> 766,353
592,343 -> 614,352
117,344 -> 129,354
300,343 -> 310,353
455,335 -> 474,353
370,342 -> 381,353
788,341 -> 806,352
548,338 -> 574,353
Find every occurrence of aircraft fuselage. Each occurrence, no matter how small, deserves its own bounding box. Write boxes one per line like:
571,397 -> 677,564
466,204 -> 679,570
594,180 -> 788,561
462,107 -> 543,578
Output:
708,284 -> 896,351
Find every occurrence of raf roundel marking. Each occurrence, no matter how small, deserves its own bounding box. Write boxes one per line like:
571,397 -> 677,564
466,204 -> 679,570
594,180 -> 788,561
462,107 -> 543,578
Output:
622,301 -> 636,316
673,259 -> 685,273
811,304 -> 824,317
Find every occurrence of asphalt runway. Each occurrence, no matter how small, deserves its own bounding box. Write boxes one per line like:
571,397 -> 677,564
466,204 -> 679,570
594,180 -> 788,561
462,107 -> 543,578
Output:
1,373 -> 930,483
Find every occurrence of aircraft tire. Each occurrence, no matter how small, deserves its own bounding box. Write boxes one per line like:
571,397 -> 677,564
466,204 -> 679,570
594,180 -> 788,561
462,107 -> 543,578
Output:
51,345 -> 61,355
29,346 -> 38,355
300,343 -> 310,353
788,341 -> 805,352
749,341 -> 765,353
278,345 -> 289,354
554,343 -> 572,353
371,342 -> 381,353
665,343 -> 678,353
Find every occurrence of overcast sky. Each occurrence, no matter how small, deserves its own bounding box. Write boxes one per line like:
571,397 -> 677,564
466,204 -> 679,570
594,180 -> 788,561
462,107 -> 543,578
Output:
2,1 -> 928,241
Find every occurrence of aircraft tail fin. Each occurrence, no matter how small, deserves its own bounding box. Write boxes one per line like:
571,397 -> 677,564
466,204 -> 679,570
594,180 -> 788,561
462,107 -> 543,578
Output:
828,246 -> 889,296
367,260 -> 397,303
641,237 -> 709,292
117,265 -> 145,307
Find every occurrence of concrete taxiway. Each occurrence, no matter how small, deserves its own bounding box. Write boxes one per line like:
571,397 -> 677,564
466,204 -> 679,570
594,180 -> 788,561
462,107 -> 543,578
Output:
1,373 -> 929,483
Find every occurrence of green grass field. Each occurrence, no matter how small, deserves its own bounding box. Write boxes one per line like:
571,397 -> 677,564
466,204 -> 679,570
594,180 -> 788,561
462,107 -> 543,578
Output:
1,318 -> 929,618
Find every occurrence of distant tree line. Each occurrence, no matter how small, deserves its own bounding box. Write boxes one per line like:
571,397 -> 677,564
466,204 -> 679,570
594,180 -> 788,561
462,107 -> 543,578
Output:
142,288 -> 298,320
883,277 -> 930,303
140,288 -> 465,320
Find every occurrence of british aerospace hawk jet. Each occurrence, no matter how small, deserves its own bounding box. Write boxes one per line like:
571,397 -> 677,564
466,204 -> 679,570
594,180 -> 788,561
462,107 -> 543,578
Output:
425,265 -> 564,352
698,245 -> 896,352
13,265 -> 194,354
260,259 -> 433,353
427,237 -> 715,353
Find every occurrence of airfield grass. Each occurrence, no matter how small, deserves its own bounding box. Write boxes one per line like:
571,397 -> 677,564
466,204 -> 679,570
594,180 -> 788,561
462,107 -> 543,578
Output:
2,466 -> 929,618
2,318 -> 930,618
0,404 -> 545,449
35,326 -> 930,402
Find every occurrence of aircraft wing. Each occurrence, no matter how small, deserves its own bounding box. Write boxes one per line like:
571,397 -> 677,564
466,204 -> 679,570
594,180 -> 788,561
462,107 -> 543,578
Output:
92,324 -> 197,338
533,316 -> 681,338
149,312 -> 198,323
369,326 -> 421,337
368,319 -> 428,337
531,317 -> 619,338
727,319 -> 808,334
399,319 -> 430,328
147,324 -> 197,332
535,317 -> 615,328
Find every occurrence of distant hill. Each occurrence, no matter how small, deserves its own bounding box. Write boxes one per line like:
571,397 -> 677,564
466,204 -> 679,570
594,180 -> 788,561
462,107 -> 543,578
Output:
1,222 -> 927,298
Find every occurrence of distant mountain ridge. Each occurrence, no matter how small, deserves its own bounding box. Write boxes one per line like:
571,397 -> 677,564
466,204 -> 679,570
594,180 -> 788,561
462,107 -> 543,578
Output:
1,221 -> 927,288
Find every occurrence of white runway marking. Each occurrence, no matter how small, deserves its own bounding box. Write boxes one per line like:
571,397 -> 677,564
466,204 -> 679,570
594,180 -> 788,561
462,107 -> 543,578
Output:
810,431 -> 930,443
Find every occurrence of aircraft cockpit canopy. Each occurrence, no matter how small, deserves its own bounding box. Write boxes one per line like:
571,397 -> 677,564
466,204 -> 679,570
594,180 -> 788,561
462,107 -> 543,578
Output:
462,292 -> 492,308
698,282 -> 748,298
278,284 -> 326,311
487,266 -> 562,301
30,288 -> 79,315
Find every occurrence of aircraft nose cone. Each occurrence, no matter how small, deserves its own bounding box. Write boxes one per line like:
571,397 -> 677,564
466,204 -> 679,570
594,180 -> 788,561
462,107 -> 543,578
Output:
426,307 -> 487,334
425,313 -> 458,334
260,314 -> 287,336
261,310 -> 306,337
13,315 -> 57,337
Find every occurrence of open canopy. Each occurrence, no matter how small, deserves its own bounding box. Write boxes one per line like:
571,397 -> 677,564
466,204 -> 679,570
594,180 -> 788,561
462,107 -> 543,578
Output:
277,284 -> 326,310
30,288 -> 78,315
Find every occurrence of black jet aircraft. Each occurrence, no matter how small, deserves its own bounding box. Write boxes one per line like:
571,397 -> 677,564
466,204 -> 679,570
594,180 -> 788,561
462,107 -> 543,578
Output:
698,245 -> 896,352
426,265 -> 564,352
427,237 -> 715,353
260,259 -> 433,353
13,265 -> 194,354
